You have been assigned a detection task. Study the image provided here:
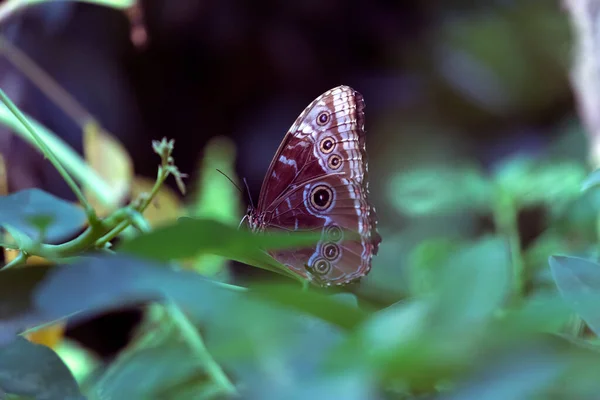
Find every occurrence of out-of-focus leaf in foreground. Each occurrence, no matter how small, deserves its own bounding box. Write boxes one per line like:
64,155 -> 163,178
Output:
550,255 -> 600,336
117,217 -> 322,281
33,255 -> 234,325
429,236 -> 511,332
0,188 -> 86,242
91,344 -> 205,400
0,336 -> 85,399
435,341 -> 566,400
0,255 -> 234,343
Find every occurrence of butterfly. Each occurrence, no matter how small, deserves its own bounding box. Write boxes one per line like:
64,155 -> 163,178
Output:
246,85 -> 381,287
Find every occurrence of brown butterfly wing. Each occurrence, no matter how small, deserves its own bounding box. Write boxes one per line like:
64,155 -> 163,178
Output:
251,85 -> 380,286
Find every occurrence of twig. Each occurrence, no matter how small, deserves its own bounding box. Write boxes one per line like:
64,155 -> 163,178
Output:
165,300 -> 238,397
0,89 -> 98,224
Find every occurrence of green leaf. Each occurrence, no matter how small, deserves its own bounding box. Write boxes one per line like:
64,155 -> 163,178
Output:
0,256 -> 234,342
0,265 -> 54,344
205,296 -> 348,399
388,165 -> 490,216
436,342 -> 566,400
91,344 -> 205,400
493,156 -> 586,209
33,255 -> 233,325
408,238 -> 461,297
0,189 -> 86,242
248,284 -> 368,330
117,217 -> 322,281
549,255 -> 600,335
429,236 -> 511,332
0,337 -> 84,399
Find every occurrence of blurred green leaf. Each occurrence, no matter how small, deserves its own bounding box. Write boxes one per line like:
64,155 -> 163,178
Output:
550,255 -> 600,335
91,344 -> 206,400
0,337 -> 84,399
249,284 -> 368,330
118,217 -> 323,281
494,292 -> 572,335
435,341 -> 566,400
408,238 -> 461,297
205,294 -> 349,399
493,157 -> 586,209
33,255 -> 234,325
388,166 -> 490,217
0,265 -> 54,344
0,189 -> 86,242
429,237 -> 511,332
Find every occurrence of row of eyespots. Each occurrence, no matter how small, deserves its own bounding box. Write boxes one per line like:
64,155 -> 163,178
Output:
309,225 -> 343,276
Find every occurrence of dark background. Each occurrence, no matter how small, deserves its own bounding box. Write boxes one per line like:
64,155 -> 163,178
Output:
0,0 -> 575,359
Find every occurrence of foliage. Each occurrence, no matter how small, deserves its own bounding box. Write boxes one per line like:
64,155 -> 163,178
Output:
2,3 -> 600,399
1,96 -> 600,400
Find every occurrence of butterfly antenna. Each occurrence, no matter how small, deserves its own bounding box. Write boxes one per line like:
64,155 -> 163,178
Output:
215,169 -> 255,209
243,177 -> 255,209
215,169 -> 244,194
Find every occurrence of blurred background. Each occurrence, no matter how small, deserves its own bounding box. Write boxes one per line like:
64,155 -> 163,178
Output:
0,0 -> 585,363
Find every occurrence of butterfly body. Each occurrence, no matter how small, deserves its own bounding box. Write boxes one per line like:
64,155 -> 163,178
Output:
247,85 -> 380,287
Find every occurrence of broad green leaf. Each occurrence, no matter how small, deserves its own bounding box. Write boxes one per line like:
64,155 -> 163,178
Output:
552,187 -> 600,244
248,284 -> 368,330
493,156 -> 586,209
91,344 -> 205,400
33,255 -> 235,326
118,217 -> 323,282
0,189 -> 86,242
436,342 -> 566,400
549,255 -> 600,335
0,256 -> 232,342
388,165 -> 490,216
408,238 -> 461,297
0,337 -> 84,399
429,236 -> 511,332
0,265 -> 54,344
205,296 -> 347,399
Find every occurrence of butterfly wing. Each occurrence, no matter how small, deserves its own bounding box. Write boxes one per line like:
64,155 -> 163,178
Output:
254,85 -> 380,286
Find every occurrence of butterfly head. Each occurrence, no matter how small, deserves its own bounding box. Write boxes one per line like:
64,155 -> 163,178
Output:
244,205 -> 265,233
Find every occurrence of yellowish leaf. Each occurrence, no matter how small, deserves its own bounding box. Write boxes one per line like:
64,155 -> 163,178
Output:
26,323 -> 66,349
83,121 -> 133,216
131,176 -> 183,228
0,153 -> 7,196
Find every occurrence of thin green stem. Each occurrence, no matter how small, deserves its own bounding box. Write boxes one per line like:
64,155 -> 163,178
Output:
0,105 -> 115,207
492,186 -> 524,303
96,168 -> 168,247
21,208 -> 131,259
166,300 -> 238,397
0,89 -> 97,224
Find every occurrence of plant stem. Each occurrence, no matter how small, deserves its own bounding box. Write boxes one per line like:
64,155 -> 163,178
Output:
0,104 -> 115,207
0,89 -> 97,224
95,167 -> 168,247
166,300 -> 238,397
492,187 -> 524,303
